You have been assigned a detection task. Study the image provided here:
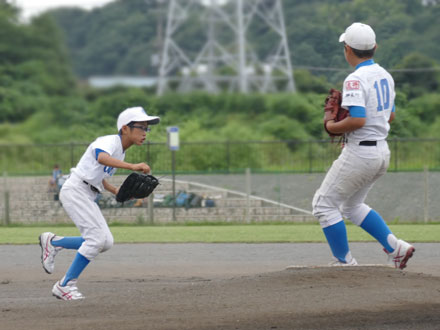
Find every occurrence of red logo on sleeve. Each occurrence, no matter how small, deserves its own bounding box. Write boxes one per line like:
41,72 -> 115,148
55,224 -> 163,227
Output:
345,80 -> 360,90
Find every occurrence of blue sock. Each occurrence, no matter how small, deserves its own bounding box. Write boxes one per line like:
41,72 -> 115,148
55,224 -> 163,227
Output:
323,221 -> 350,263
52,236 -> 85,250
62,252 -> 90,286
360,209 -> 394,253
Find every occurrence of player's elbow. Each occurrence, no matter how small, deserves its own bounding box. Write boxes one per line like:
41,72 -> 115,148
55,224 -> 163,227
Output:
389,112 -> 395,123
97,152 -> 109,165
350,117 -> 366,130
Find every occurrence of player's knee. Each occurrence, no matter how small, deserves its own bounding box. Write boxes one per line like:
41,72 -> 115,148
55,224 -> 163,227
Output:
341,204 -> 370,226
311,192 -> 322,217
100,233 -> 114,253
93,233 -> 109,252
341,206 -> 354,221
312,193 -> 334,218
312,193 -> 345,228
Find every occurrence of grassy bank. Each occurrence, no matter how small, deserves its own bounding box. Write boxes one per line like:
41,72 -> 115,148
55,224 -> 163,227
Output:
0,223 -> 438,244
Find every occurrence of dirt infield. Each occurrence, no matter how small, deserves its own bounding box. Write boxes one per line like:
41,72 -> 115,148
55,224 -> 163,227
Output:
1,243 -> 440,330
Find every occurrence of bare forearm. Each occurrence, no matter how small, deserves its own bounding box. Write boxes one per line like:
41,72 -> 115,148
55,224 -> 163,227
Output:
98,153 -> 151,174
102,179 -> 118,195
326,117 -> 366,134
98,153 -> 134,171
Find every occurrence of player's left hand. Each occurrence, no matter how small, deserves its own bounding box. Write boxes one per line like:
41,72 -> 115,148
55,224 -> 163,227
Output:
131,163 -> 151,174
115,173 -> 159,203
323,88 -> 349,137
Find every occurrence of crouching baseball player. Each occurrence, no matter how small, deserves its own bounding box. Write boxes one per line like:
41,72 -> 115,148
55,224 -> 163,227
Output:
39,106 -> 160,300
312,23 -> 415,268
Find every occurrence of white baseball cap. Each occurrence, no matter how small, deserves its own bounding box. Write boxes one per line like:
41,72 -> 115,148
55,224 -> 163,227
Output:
117,106 -> 160,131
339,22 -> 376,50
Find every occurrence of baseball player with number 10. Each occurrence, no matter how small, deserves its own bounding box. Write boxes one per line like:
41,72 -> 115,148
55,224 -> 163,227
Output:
39,106 -> 160,300
312,23 -> 415,268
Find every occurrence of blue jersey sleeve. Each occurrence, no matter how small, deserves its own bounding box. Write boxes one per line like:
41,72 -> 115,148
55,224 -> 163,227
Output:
95,148 -> 109,160
349,106 -> 366,118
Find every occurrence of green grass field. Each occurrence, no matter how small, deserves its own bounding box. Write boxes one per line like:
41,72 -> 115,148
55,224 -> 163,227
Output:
0,223 -> 438,244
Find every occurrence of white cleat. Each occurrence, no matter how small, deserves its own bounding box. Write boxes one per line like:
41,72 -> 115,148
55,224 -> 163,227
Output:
384,239 -> 415,270
329,257 -> 358,267
39,232 -> 62,274
52,279 -> 85,301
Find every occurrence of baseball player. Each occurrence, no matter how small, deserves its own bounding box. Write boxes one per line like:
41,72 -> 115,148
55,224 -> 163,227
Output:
39,106 -> 160,300
312,23 -> 415,268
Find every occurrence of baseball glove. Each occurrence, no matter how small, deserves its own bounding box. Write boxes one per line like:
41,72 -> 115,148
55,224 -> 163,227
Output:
323,88 -> 349,137
116,172 -> 159,203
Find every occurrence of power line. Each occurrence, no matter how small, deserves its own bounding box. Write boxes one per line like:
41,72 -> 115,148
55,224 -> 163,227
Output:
388,67 -> 440,73
157,0 -> 295,95
294,66 -> 440,73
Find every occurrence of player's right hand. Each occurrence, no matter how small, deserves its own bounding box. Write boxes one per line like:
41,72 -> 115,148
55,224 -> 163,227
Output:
131,163 -> 150,174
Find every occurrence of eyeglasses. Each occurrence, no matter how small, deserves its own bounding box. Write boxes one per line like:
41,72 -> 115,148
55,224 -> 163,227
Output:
129,124 -> 151,132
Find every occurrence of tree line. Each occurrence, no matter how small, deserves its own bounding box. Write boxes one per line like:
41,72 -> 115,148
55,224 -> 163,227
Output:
0,0 -> 439,146
49,0 -> 440,83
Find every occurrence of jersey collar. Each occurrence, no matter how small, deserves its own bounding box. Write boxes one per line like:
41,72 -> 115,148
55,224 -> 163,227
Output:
355,59 -> 375,70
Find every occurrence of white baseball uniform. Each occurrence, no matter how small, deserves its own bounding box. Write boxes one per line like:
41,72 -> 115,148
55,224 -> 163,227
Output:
312,59 -> 395,228
59,134 -> 125,260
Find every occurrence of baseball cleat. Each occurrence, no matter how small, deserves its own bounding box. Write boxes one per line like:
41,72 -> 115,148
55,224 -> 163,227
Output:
329,257 -> 358,266
52,279 -> 85,301
39,232 -> 61,274
384,239 -> 415,270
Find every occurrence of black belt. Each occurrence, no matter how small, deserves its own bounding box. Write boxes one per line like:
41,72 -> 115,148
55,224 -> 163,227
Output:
359,140 -> 377,146
83,180 -> 100,193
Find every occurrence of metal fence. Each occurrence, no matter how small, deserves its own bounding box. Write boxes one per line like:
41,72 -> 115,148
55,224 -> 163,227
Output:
2,139 -> 440,224
1,138 -> 440,175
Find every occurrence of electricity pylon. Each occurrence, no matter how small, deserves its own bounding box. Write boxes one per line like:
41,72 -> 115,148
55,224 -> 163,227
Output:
157,0 -> 295,95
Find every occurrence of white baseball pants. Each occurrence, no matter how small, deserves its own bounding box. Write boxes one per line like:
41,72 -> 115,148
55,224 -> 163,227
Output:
59,173 -> 113,260
312,140 -> 390,228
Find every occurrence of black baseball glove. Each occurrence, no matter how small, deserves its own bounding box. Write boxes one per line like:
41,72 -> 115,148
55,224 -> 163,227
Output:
116,172 -> 159,203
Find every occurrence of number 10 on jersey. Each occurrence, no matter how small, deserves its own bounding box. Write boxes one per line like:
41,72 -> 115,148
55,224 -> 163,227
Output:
374,79 -> 390,111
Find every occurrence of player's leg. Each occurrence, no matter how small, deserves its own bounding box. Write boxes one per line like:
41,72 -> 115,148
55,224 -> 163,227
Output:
321,220 -> 357,265
52,236 -> 85,249
339,174 -> 397,248
39,232 -> 63,274
312,149 -> 360,264
344,199 -> 415,269
53,223 -> 113,300
361,209 -> 415,269
52,187 -> 112,300
342,189 -> 398,252
39,233 -> 84,274
341,157 -> 415,269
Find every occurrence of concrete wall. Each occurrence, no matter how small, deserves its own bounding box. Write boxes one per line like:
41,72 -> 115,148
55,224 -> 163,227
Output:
0,175 -> 313,225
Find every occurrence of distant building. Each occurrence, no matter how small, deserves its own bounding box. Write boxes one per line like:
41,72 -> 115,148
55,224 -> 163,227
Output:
88,76 -> 157,88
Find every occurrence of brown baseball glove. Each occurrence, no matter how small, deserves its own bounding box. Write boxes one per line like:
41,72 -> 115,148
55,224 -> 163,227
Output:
323,88 -> 349,137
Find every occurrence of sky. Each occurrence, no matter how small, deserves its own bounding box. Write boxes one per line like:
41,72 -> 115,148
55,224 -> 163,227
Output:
8,0 -> 117,20
8,0 -> 232,20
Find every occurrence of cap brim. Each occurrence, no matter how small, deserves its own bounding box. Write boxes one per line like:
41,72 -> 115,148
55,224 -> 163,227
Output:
146,117 -> 160,125
131,114 -> 160,125
339,33 -> 346,43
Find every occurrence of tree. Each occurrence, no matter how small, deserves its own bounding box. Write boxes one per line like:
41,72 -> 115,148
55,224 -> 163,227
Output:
0,3 -> 77,122
393,53 -> 440,99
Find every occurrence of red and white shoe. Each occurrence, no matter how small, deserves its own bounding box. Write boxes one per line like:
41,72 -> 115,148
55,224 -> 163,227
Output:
39,232 -> 62,274
52,278 -> 85,301
384,239 -> 415,270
